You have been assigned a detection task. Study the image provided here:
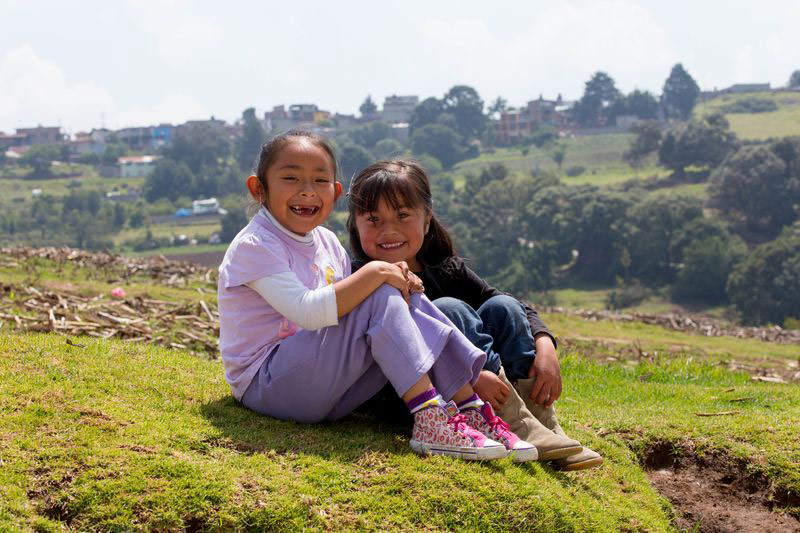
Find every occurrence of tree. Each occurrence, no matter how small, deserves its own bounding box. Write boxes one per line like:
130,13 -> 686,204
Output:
709,139 -> 800,235
443,85 -> 486,140
101,142 -> 127,166
144,159 -> 195,202
550,143 -> 567,171
236,107 -> 266,171
373,138 -> 405,160
409,124 -> 467,169
21,144 -> 61,177
726,231 -> 800,325
488,96 -> 508,118
621,90 -> 659,119
409,97 -> 445,133
671,236 -> 742,304
349,121 -> 392,149
573,72 -> 622,126
662,63 -> 700,120
164,122 -> 230,174
338,144 -> 373,188
359,95 -> 378,119
522,125 -> 558,148
624,121 -> 662,168
624,194 -> 704,285
220,207 -> 249,243
788,70 -> 800,88
658,113 -> 737,175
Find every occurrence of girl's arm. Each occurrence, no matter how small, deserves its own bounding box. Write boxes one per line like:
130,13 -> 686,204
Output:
333,260 -> 410,317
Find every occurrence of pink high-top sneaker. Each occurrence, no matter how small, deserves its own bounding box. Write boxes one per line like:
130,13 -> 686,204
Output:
410,400 -> 507,460
461,403 -> 539,463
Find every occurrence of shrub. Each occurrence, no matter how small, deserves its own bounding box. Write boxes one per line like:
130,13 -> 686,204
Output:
605,283 -> 650,310
566,165 -> 586,177
719,98 -> 778,114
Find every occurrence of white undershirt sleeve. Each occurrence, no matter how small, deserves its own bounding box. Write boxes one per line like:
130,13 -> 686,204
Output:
246,272 -> 338,330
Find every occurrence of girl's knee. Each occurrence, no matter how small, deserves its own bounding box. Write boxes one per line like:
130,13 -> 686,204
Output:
485,294 -> 525,316
433,296 -> 471,314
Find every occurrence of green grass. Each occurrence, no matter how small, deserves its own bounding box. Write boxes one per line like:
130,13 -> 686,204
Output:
543,312 -> 800,371
0,166 -> 145,219
2,328 -> 798,531
2,251 -> 799,530
114,221 -> 222,247
0,332 -> 675,531
694,91 -> 800,140
455,134 -> 667,187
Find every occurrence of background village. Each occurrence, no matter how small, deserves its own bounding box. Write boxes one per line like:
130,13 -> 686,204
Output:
2,66 -> 800,330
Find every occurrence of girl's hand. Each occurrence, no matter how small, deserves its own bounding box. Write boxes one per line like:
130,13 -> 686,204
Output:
473,369 -> 509,411
528,334 -> 562,408
372,261 -> 411,303
393,261 -> 424,294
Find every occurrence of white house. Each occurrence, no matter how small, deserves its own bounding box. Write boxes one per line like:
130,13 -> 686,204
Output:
192,197 -> 220,215
118,155 -> 159,178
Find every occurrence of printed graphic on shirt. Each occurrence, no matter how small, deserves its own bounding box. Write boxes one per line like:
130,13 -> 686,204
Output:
277,318 -> 298,339
325,265 -> 336,285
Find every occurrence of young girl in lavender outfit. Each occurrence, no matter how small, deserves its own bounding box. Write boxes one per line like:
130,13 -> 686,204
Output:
217,130 -> 537,461
347,160 -> 602,470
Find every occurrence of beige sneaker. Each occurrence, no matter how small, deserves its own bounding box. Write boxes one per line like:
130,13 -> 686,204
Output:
515,377 -> 603,471
495,369 -> 582,461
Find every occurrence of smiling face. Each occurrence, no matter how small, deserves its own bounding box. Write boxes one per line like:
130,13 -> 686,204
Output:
253,139 -> 339,235
355,195 -> 431,272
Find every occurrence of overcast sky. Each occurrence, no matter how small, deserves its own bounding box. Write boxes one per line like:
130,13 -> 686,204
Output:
2,0 -> 797,134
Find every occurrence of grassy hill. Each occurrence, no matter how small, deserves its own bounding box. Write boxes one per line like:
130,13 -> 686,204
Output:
694,91 -> 800,140
1,249 -> 799,531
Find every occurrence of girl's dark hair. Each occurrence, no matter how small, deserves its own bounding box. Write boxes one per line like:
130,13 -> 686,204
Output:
253,129 -> 338,203
347,159 -> 455,267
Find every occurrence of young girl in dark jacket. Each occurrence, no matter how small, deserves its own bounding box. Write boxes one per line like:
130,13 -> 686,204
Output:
348,159 -> 602,470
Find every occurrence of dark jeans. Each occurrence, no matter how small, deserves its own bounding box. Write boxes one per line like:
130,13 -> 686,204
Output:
356,294 -> 537,426
433,295 -> 536,381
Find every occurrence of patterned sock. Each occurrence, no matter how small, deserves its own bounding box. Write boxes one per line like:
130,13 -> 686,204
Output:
456,393 -> 484,411
406,388 -> 443,414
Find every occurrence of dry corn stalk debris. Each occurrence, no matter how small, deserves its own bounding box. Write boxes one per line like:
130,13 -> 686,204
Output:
0,246 -> 220,356
543,306 -> 800,345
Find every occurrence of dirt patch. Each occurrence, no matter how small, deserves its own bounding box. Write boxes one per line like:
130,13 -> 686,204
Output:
643,442 -> 800,532
165,250 -> 226,268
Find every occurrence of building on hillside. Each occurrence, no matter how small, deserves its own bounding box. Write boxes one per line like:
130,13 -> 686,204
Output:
493,95 -> 570,145
174,117 -> 227,140
381,95 -> 419,123
289,104 -> 318,124
334,113 -> 357,129
117,127 -> 152,150
389,123 -> 410,142
70,128 -> 111,156
0,132 -> 29,150
265,105 -> 291,132
105,188 -> 141,202
151,124 -> 173,149
10,126 -> 65,146
118,155 -> 159,178
723,83 -> 771,94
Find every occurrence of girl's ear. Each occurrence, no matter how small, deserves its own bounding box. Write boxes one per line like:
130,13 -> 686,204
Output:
334,181 -> 343,200
246,175 -> 264,201
424,213 -> 432,234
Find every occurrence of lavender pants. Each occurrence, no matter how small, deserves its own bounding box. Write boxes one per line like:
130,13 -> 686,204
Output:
241,285 -> 486,423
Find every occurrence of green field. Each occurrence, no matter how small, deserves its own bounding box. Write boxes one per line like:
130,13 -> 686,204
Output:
454,134 -> 667,187
1,253 -> 798,530
0,166 -> 145,216
694,91 -> 800,140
